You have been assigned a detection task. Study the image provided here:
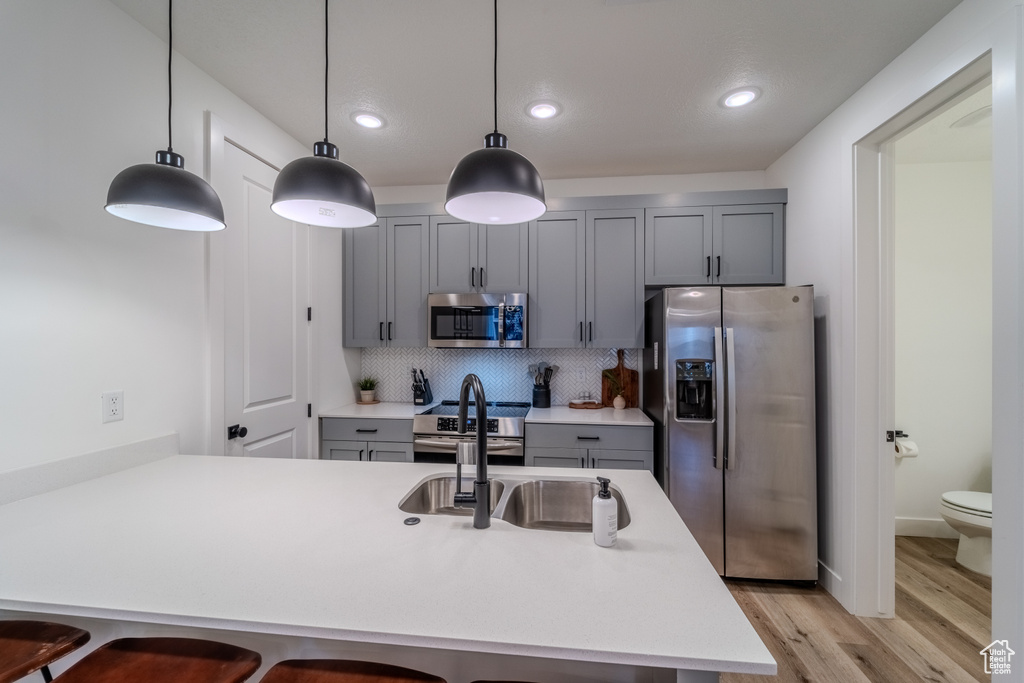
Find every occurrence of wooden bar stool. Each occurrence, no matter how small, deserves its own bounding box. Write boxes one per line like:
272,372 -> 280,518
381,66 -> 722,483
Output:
51,637 -> 261,683
0,620 -> 90,683
259,659 -> 446,683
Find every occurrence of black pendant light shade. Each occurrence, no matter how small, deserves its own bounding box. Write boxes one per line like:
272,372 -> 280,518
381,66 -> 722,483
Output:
105,0 -> 225,232
445,132 -> 545,225
106,150 -> 225,231
271,141 -> 376,228
270,0 -> 376,228
445,0 -> 546,225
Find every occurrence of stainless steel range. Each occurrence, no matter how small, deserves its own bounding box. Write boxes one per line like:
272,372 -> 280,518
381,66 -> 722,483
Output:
412,400 -> 530,462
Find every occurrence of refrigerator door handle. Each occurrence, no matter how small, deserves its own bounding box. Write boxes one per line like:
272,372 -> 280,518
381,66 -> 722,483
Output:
714,326 -> 725,470
725,327 -> 737,470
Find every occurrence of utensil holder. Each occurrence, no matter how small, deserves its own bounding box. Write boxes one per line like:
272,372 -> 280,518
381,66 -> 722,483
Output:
532,385 -> 550,408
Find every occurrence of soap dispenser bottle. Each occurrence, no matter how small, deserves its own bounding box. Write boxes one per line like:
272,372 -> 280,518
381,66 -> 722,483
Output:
593,476 -> 617,547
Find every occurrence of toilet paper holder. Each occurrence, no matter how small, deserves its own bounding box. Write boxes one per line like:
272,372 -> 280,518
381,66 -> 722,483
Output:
890,430 -> 919,458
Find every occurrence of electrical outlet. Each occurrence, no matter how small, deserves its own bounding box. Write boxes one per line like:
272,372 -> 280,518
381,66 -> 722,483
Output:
576,367 -> 586,382
102,391 -> 124,423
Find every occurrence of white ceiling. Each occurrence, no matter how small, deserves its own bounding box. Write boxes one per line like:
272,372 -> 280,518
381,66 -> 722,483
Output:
108,0 -> 963,188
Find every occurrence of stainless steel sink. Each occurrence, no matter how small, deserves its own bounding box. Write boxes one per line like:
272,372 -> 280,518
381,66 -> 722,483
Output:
499,479 -> 631,532
399,476 -> 505,516
399,474 -> 630,532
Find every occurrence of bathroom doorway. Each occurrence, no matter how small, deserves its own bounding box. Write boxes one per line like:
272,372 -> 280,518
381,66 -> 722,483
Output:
891,81 -> 993,542
851,54 -> 993,618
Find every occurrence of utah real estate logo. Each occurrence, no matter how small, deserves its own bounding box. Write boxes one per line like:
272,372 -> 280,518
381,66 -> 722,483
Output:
980,640 -> 1015,675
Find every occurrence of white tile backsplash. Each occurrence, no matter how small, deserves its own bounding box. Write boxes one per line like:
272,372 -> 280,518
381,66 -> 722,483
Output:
361,347 -> 638,406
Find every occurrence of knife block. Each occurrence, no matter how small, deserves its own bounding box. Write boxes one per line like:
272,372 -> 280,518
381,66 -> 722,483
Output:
413,379 -> 433,406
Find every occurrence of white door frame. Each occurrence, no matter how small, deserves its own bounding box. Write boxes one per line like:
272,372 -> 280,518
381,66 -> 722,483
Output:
203,111 -> 312,456
851,6 -> 1024,648
853,56 -> 992,618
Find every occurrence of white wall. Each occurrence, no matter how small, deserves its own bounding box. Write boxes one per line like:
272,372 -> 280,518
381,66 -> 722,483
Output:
0,0 -> 310,472
765,0 -> 1023,647
894,161 -> 993,536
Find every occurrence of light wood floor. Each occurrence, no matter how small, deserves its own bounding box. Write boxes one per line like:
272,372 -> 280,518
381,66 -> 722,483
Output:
721,537 -> 992,682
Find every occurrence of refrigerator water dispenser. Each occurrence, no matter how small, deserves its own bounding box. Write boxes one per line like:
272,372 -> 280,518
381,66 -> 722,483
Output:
675,360 -> 713,420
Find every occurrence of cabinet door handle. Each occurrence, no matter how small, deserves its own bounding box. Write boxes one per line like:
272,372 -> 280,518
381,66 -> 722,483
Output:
480,267 -> 485,289
577,436 -> 600,441
579,321 -> 583,342
706,255 -> 711,278
356,428 -> 378,433
716,255 -> 721,278
379,322 -> 384,341
388,321 -> 393,341
471,267 -> 476,287
588,321 -> 593,342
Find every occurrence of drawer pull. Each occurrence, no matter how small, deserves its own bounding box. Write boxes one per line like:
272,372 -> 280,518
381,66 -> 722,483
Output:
356,428 -> 378,434
577,436 -> 600,441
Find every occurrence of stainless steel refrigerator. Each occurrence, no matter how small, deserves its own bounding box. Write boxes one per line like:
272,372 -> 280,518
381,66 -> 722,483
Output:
642,286 -> 817,580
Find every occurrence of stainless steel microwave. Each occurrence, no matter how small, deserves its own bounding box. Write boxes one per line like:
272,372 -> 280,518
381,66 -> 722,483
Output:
427,293 -> 527,348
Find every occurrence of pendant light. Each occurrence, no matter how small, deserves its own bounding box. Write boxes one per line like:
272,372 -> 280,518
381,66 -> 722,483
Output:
445,0 -> 546,225
271,0 -> 376,228
105,0 -> 225,232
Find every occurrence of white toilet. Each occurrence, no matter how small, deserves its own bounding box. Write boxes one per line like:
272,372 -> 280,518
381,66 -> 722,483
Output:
939,490 -> 992,576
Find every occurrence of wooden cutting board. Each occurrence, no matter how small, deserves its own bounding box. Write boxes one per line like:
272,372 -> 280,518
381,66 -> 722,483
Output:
601,349 -> 639,408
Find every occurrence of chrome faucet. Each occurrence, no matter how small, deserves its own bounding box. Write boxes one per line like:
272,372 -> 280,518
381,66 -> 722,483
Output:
453,373 -> 490,529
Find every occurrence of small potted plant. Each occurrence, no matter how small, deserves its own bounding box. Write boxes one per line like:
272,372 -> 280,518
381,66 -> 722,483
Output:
602,369 -> 627,410
358,377 -> 378,403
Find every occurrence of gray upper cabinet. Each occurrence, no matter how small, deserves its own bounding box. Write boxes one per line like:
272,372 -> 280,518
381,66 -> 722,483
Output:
528,212 -> 585,348
645,207 -> 713,285
429,218 -> 528,293
713,204 -> 784,285
644,203 -> 784,286
343,217 -> 428,347
587,209 -> 645,348
528,210 -> 644,348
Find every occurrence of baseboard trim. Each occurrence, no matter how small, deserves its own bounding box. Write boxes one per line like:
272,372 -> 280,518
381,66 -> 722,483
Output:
895,516 -> 959,539
0,433 -> 178,505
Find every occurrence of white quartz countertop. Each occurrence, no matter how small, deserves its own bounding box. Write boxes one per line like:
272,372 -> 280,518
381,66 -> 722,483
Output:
0,455 -> 773,675
526,406 -> 653,427
319,401 -> 433,419
321,402 -> 653,428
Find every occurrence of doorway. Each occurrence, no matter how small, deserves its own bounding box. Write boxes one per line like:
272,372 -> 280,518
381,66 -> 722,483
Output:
891,82 -> 993,543
852,55 -> 992,617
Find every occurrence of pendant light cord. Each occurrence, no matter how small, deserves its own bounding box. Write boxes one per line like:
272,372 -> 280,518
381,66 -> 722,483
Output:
492,0 -> 498,134
167,0 -> 173,152
324,0 -> 330,143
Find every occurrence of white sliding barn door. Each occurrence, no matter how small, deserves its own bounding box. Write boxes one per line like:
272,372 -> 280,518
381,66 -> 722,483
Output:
219,141 -> 309,458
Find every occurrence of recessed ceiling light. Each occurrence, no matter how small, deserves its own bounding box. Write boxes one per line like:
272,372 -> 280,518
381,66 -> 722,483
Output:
721,88 -> 760,108
528,102 -> 560,120
353,113 -> 384,129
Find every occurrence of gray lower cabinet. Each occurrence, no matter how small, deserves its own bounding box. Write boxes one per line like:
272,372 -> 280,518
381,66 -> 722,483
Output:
429,218 -> 528,294
322,440 -> 414,462
320,417 -> 414,462
645,203 -> 784,286
524,423 -> 653,471
343,217 -> 428,347
528,209 -> 644,348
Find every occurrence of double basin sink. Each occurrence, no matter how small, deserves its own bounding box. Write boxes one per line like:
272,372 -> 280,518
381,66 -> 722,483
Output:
399,474 -> 631,532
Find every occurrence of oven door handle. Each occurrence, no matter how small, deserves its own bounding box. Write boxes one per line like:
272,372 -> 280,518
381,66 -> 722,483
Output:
413,438 -> 521,451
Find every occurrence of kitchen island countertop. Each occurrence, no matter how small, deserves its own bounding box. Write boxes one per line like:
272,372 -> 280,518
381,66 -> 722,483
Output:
0,455 -> 773,679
